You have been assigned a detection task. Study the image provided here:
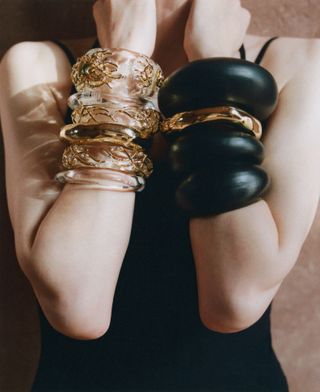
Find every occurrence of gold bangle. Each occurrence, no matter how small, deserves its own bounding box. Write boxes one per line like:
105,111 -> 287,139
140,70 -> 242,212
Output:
59,123 -> 138,146
160,106 -> 262,139
61,143 -> 153,178
71,48 -> 164,98
71,105 -> 160,139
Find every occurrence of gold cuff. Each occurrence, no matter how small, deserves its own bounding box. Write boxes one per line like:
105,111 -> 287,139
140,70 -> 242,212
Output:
160,106 -> 262,139
71,48 -> 164,98
71,104 -> 160,139
61,143 -> 153,178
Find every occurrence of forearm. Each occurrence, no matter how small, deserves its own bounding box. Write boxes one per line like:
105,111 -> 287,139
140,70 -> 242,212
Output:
23,186 -> 135,339
190,199 -> 290,332
190,132 -> 320,333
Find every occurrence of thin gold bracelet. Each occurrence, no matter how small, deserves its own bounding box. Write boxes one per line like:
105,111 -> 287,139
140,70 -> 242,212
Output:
160,106 -> 262,139
59,123 -> 138,146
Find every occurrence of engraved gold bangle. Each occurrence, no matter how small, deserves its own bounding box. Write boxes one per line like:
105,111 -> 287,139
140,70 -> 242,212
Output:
61,143 -> 153,178
160,106 -> 262,139
71,105 -> 160,139
71,48 -> 164,98
59,123 -> 138,145
55,168 -> 145,192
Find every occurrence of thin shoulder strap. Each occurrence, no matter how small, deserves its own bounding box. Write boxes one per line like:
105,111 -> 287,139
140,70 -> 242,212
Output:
254,36 -> 278,65
239,44 -> 246,60
53,39 -> 101,67
92,38 -> 100,49
52,40 -> 76,66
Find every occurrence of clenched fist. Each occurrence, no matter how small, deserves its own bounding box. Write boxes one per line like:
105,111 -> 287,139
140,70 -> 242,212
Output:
184,0 -> 251,60
93,0 -> 157,56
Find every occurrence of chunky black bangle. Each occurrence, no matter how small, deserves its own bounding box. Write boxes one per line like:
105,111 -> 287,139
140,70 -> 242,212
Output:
175,165 -> 270,216
169,124 -> 265,176
158,58 -> 278,121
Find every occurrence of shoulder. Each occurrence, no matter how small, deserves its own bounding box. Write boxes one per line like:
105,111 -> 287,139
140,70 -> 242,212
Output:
248,36 -> 320,92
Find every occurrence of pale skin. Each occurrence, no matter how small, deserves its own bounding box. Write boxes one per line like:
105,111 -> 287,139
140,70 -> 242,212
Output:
0,0 -> 320,340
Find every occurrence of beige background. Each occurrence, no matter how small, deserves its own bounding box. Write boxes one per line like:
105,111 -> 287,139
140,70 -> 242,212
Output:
1,1 -> 320,391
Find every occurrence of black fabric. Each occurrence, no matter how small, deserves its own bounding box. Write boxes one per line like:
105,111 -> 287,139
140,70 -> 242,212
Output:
32,41 -> 288,392
239,44 -> 246,60
239,37 -> 278,65
254,37 -> 278,65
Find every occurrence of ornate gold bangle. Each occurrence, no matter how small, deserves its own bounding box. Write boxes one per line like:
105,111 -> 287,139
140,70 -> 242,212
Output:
71,105 -> 160,139
61,143 -> 153,178
160,106 -> 262,139
71,48 -> 164,98
59,123 -> 139,146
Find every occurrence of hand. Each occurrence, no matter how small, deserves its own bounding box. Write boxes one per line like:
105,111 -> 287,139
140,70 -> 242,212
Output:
183,0 -> 251,60
93,0 -> 157,56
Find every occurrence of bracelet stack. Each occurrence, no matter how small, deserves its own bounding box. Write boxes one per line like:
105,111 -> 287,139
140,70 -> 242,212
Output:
55,48 -> 164,191
157,58 -> 278,216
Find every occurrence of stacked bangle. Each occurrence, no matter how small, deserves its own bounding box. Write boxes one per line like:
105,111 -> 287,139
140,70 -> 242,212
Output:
56,168 -> 145,192
59,124 -> 137,144
160,106 -> 262,139
71,48 -> 164,99
71,104 -> 160,139
61,143 -> 153,178
55,48 -> 163,191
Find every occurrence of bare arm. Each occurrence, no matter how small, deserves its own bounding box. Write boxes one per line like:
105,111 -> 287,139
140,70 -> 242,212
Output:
189,41 -> 320,332
0,0 -> 157,339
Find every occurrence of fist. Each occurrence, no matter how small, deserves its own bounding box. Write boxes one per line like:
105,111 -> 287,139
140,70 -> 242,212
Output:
183,0 -> 251,60
93,0 -> 157,56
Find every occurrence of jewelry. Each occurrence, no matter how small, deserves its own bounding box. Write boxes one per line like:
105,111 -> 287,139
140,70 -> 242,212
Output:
60,123 -> 138,145
68,90 -> 158,110
71,105 -> 160,138
55,48 -> 161,192
55,168 -> 145,192
61,143 -> 153,178
160,106 -> 262,139
71,48 -> 164,99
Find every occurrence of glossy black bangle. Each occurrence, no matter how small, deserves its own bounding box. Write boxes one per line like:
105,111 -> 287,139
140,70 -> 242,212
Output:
169,123 -> 265,175
175,165 -> 270,216
158,58 -> 278,121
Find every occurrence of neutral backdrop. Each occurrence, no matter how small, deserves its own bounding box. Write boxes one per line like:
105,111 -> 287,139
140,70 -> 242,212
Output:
0,1 -> 320,391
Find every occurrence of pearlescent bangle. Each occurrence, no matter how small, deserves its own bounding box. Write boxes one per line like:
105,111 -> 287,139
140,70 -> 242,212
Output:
160,106 -> 262,139
71,48 -> 164,99
61,143 -> 153,178
55,168 -> 145,192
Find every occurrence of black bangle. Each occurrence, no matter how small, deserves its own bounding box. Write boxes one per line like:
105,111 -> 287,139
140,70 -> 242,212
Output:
158,58 -> 278,121
175,165 -> 270,216
169,124 -> 265,176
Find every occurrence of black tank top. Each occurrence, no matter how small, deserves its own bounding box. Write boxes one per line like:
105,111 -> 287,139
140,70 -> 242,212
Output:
32,37 -> 288,392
